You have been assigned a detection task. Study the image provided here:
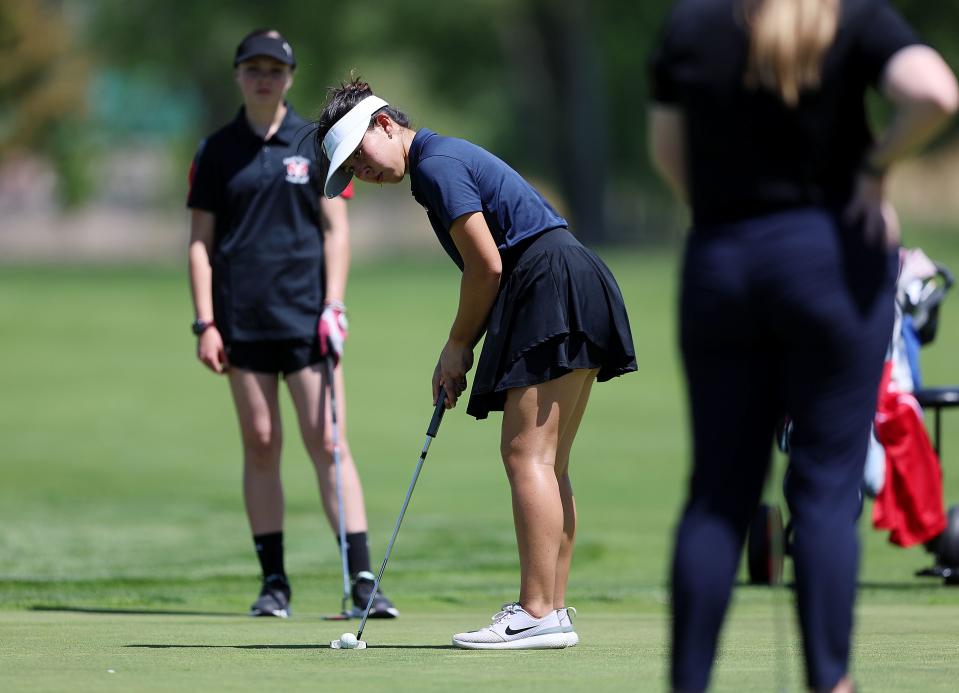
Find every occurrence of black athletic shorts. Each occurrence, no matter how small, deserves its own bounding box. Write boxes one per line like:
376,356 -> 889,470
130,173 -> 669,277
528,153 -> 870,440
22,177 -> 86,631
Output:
225,338 -> 324,376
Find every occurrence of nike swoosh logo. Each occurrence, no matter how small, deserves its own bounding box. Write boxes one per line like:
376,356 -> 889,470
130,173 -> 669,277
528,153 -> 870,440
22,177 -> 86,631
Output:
504,625 -> 538,636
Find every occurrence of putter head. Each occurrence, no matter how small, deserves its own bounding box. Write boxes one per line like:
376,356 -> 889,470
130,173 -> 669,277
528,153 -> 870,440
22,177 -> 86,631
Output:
321,612 -> 351,621
330,638 -> 367,649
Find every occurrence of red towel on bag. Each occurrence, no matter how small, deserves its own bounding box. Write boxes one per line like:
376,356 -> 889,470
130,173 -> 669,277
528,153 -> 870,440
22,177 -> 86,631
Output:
873,362 -> 947,547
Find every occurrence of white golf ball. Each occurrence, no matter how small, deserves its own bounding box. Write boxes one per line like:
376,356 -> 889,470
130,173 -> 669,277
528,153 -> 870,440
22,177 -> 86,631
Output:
339,632 -> 358,649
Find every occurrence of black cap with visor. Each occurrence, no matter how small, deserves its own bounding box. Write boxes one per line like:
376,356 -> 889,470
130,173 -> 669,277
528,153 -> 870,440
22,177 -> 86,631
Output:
234,34 -> 296,68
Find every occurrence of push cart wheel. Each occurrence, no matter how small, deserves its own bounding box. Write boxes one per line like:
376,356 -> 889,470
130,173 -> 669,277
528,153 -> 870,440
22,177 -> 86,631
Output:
938,504 -> 959,571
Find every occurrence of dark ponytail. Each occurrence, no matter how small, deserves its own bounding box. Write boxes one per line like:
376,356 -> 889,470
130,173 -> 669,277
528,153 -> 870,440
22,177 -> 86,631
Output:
314,75 -> 411,159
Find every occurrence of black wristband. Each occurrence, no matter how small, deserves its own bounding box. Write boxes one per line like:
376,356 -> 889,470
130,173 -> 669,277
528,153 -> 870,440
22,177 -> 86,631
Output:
191,319 -> 214,336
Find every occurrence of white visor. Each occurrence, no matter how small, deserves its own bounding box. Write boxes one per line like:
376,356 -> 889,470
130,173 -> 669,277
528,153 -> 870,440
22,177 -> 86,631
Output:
322,95 -> 389,198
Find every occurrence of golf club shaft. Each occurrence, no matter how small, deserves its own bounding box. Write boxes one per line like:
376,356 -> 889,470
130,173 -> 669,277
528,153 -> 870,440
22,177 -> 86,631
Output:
326,358 -> 352,613
357,391 -> 447,640
770,504 -> 788,693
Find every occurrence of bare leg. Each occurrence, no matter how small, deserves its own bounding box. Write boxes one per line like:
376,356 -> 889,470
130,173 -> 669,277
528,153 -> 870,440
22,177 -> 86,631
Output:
228,369 -> 284,534
553,371 -> 596,609
286,361 -> 367,533
501,368 -> 599,618
823,676 -> 855,693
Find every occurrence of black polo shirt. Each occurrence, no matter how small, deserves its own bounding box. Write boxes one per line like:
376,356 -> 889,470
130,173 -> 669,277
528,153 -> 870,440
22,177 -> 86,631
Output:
650,0 -> 919,227
188,105 -> 330,342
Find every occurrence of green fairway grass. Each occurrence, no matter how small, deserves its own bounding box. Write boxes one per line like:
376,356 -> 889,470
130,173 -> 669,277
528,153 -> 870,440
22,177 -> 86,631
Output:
1,225 -> 958,691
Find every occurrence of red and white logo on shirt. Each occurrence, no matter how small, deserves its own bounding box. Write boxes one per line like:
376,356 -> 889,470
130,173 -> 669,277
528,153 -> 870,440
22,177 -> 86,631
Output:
283,156 -> 310,184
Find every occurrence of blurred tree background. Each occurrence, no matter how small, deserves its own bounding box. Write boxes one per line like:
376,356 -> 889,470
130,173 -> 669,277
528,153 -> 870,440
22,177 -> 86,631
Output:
1,0 -> 957,251
0,0 -> 90,204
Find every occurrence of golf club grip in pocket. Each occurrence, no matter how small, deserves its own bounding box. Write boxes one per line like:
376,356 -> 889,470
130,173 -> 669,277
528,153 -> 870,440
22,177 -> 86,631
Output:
427,390 -> 447,437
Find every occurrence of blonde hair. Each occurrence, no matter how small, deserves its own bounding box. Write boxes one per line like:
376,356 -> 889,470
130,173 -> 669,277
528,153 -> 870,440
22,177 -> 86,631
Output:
744,0 -> 840,106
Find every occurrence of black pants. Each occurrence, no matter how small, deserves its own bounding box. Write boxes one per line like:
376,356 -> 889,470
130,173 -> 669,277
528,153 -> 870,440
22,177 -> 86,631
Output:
670,208 -> 896,691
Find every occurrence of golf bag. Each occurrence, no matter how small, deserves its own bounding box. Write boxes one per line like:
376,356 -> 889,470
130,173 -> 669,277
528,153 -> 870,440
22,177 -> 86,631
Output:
747,248 -> 958,584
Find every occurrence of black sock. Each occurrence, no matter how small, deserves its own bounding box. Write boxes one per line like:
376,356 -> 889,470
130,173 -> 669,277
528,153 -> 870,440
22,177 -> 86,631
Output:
253,531 -> 286,582
337,532 -> 371,578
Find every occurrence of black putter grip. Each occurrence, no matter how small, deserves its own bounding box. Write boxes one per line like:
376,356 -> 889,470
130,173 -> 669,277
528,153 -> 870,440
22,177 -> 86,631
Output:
427,390 -> 448,437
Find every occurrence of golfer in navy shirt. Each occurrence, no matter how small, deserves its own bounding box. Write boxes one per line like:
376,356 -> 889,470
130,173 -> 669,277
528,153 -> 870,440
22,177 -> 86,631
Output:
649,1 -> 957,690
316,78 -> 636,649
187,30 -> 398,621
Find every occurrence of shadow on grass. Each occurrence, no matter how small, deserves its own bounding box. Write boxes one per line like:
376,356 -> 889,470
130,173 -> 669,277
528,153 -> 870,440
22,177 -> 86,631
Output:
857,581 -> 956,591
126,644 -> 457,650
732,580 -> 951,591
30,606 -> 247,617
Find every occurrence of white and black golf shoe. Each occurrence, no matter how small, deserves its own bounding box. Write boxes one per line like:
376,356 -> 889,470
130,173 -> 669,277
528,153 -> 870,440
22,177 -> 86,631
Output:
557,606 -> 579,646
249,574 -> 291,618
452,603 -> 568,650
349,571 -> 399,618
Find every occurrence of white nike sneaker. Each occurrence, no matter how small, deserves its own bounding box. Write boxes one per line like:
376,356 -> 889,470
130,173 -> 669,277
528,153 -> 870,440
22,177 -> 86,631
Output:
452,603 -> 568,650
557,606 -> 579,646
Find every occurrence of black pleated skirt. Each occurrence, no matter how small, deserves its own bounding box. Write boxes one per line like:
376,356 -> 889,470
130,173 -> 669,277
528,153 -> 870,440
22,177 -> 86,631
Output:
467,228 -> 637,419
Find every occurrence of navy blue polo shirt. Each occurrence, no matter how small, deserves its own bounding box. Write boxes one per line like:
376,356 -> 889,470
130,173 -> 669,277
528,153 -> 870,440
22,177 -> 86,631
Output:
188,104 -> 329,342
408,129 -> 567,270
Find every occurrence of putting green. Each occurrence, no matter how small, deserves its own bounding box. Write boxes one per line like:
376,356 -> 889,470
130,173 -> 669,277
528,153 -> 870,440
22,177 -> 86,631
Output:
2,229 -> 958,691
